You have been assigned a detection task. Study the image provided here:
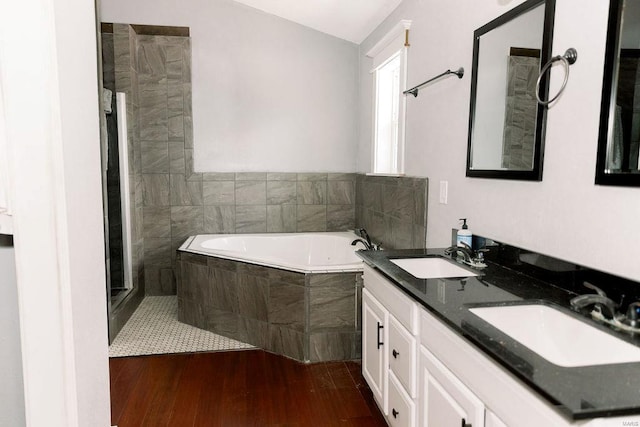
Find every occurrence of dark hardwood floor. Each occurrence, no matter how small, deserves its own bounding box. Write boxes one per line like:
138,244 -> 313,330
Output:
109,349 -> 388,426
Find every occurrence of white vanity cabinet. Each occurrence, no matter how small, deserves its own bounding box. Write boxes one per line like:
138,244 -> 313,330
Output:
362,263 -> 640,427
362,264 -> 419,425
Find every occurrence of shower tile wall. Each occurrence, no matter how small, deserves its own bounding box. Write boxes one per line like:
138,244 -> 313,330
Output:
107,24 -> 145,341
136,33 -> 194,296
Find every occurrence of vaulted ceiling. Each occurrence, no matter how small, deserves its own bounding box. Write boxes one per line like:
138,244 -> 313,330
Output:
231,0 -> 403,44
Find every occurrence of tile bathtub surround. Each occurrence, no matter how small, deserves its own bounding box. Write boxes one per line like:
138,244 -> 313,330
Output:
355,174 -> 428,249
177,251 -> 362,362
143,170 -> 357,296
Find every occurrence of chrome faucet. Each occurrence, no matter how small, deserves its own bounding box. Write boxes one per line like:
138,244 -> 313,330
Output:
570,293 -> 618,320
444,241 -> 487,268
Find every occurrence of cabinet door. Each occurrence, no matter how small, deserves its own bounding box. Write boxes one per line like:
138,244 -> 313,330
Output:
419,346 -> 484,427
388,371 -> 416,427
388,313 -> 417,397
362,288 -> 388,414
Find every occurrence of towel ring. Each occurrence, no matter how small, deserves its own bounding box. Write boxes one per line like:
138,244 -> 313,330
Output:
535,48 -> 578,106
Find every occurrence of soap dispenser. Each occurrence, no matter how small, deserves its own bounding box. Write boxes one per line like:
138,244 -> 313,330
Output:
456,218 -> 472,248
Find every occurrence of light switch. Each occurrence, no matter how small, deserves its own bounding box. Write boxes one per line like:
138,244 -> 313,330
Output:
439,180 -> 448,204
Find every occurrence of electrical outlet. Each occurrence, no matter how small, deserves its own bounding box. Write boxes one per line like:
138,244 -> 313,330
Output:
439,180 -> 448,204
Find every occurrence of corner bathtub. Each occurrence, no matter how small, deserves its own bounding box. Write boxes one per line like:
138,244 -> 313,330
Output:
176,231 -> 364,362
179,231 -> 363,274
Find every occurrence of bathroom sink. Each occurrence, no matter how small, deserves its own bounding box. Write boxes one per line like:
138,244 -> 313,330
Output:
390,257 -> 478,279
469,304 -> 640,367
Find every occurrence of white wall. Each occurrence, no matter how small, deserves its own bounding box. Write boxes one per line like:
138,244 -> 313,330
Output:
0,0 -> 111,425
101,0 -> 360,173
359,0 -> 640,282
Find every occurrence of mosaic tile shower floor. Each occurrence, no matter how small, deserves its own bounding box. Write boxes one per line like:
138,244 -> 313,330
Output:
108,296 -> 254,358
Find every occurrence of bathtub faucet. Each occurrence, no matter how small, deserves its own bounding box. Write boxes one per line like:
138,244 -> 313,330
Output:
352,229 -> 381,250
351,238 -> 380,251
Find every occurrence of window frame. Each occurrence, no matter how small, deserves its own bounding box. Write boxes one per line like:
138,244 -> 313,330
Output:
367,20 -> 411,175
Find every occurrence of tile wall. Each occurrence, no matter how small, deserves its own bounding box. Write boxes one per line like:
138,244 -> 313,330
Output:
355,174 -> 428,249
106,24 -> 145,341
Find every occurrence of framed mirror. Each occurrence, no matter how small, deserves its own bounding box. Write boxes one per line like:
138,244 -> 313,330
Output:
595,0 -> 640,186
466,0 -> 556,180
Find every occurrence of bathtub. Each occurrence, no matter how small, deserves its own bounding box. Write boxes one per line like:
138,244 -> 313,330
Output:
177,231 -> 364,362
179,231 -> 363,274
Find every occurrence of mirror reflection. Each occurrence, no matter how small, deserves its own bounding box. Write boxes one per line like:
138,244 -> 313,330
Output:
596,0 -> 640,186
467,0 -> 554,180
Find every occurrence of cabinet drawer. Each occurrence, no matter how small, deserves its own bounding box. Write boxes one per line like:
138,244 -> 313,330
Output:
388,314 -> 417,397
388,371 -> 416,427
363,264 -> 418,334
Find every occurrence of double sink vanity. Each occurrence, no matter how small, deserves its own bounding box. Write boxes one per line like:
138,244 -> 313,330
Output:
357,247 -> 640,427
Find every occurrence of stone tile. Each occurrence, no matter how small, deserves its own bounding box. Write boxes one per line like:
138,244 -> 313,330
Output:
168,110 -> 184,139
144,267 -> 162,296
309,332 -> 357,362
297,181 -> 326,205
266,205 -> 297,233
184,149 -> 201,181
204,206 -> 235,233
269,326 -> 304,361
235,206 -> 266,233
296,205 -> 326,232
327,205 -> 355,231
160,268 -> 176,294
266,181 -> 296,205
237,273 -> 269,321
144,237 -> 172,267
390,218 -> 413,250
170,206 -> 203,237
268,282 -> 305,331
169,140 -> 185,174
203,181 -> 235,205
237,318 -> 269,349
167,82 -> 183,110
142,174 -> 170,206
308,273 -> 357,289
328,173 -> 356,181
235,181 -> 266,205
309,286 -> 355,331
360,180 -> 383,212
297,173 -> 327,181
139,103 -> 168,141
170,174 -> 203,206
267,172 -> 297,181
205,308 -> 239,336
141,141 -> 169,173
203,172 -> 236,181
209,268 -> 239,313
236,172 -> 266,181
137,41 -> 166,75
143,206 -> 171,238
327,180 -> 355,205
268,268 -> 305,287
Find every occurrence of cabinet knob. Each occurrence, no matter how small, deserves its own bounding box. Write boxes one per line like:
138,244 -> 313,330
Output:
392,349 -> 399,359
461,418 -> 472,427
392,408 -> 399,418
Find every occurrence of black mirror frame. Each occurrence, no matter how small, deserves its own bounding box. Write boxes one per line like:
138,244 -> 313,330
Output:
595,0 -> 640,186
466,0 -> 556,181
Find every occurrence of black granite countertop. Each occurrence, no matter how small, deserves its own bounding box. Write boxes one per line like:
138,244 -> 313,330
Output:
356,248 -> 640,421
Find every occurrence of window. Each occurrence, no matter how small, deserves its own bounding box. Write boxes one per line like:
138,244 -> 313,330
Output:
367,20 -> 411,174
